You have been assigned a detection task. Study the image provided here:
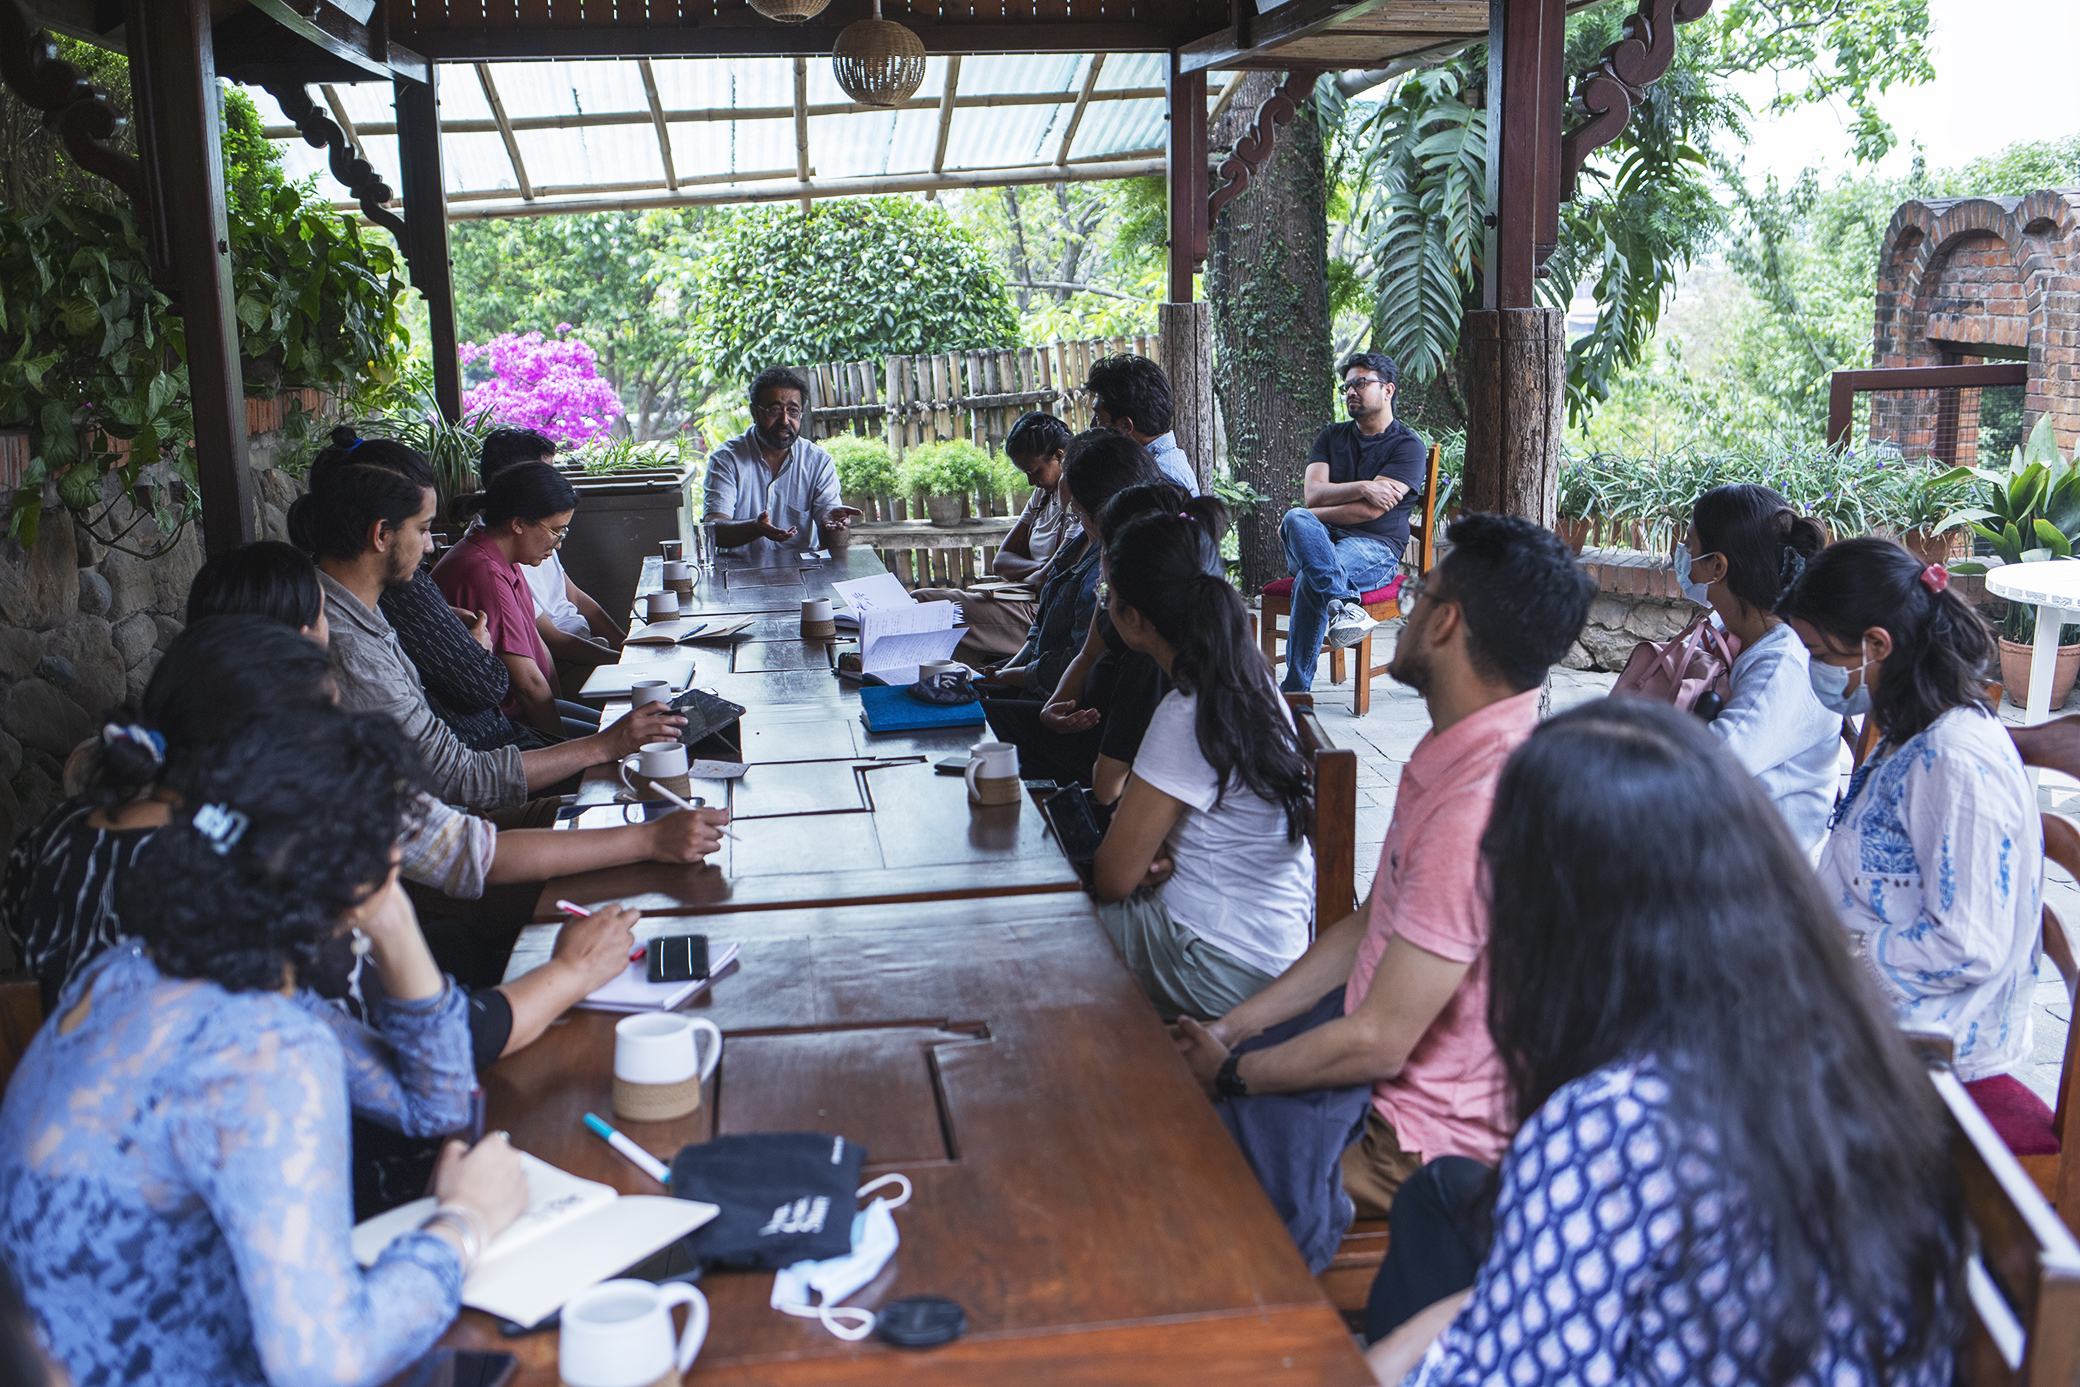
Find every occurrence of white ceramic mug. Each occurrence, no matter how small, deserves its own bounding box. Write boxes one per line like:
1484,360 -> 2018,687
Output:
629,740 -> 689,780
645,591 -> 680,619
558,1279 -> 708,1387
629,680 -> 672,712
801,597 -> 833,622
966,739 -> 1022,806
614,1013 -> 723,1085
663,559 -> 692,584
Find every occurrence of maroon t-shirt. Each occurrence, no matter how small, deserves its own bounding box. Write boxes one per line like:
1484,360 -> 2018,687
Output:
431,531 -> 555,719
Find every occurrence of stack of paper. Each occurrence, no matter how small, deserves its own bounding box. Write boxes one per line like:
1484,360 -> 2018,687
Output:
578,943 -> 740,1013
830,574 -> 966,682
352,1153 -> 718,1328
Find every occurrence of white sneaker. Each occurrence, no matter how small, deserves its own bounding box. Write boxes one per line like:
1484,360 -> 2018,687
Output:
1324,600 -> 1379,649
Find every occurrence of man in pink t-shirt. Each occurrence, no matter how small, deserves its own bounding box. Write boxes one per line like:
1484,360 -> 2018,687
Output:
1178,514 -> 1595,1243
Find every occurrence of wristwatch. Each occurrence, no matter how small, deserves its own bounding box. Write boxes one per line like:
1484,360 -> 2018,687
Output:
1215,1051 -> 1249,1099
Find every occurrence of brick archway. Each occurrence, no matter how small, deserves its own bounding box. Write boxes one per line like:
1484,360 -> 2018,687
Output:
1874,190 -> 2080,455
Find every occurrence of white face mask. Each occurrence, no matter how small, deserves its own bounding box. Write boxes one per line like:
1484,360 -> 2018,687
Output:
769,1173 -> 912,1341
1672,543 -> 1717,607
1808,646 -> 1874,716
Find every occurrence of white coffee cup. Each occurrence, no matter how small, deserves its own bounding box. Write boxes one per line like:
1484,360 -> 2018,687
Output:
801,597 -> 833,622
966,738 -> 1021,806
630,680 -> 671,712
628,740 -> 689,781
663,559 -> 691,583
614,1013 -> 722,1086
645,591 -> 680,619
559,1278 -> 708,1387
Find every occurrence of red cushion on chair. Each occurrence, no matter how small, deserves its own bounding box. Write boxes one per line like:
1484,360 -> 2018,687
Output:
1964,1074 -> 2061,1155
1261,575 -> 1405,604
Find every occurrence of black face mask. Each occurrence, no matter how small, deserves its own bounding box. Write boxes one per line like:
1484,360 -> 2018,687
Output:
302,928 -> 368,1001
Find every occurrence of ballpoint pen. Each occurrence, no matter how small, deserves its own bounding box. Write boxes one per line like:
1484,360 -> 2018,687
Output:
581,1112 -> 673,1185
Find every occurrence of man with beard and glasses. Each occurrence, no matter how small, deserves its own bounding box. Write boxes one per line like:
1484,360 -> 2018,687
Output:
1169,515 -> 1594,1273
287,433 -> 684,811
703,367 -> 860,557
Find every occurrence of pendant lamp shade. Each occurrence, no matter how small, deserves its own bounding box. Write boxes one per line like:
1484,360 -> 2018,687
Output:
832,0 -> 926,109
748,0 -> 830,23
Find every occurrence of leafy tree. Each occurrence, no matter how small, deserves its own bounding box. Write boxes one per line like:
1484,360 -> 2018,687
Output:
447,210 -> 709,440
692,198 -> 1019,384
949,177 -> 1165,341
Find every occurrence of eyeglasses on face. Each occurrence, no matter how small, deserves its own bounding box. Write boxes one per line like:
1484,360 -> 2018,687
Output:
1342,377 -> 1389,394
1398,574 -> 1428,609
538,520 -> 573,541
755,401 -> 804,421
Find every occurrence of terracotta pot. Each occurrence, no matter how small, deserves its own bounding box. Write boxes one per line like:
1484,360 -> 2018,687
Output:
1900,528 -> 1972,567
1555,517 -> 1590,554
1997,636 -> 2080,710
924,494 -> 968,528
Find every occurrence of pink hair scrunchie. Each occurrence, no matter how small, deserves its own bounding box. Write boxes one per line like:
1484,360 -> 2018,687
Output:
1919,563 -> 1950,595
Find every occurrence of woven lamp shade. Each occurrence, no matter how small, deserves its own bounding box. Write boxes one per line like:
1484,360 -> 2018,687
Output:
748,0 -> 830,22
832,15 -> 926,108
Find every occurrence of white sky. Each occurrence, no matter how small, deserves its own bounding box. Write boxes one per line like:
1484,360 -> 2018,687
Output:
1731,0 -> 2080,183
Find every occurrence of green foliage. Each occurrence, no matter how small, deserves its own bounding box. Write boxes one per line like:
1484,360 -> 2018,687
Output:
900,440 -> 1012,500
948,179 -> 1164,342
565,433 -> 704,479
448,210 -> 711,440
692,200 -> 1019,385
824,432 -> 899,497
1869,461 -> 1975,534
231,185 -> 407,397
359,393 -> 497,512
1944,419 -> 2080,643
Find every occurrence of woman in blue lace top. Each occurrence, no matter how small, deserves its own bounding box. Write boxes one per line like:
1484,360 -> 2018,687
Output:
0,708 -> 525,1387
1370,699 -> 1963,1386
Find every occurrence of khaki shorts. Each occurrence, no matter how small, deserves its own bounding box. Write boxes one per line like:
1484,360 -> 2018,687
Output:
1095,888 -> 1276,1023
1340,1107 -> 1424,1222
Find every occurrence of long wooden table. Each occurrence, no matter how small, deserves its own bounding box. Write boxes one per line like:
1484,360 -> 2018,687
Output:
448,894 -> 1370,1386
413,545 -> 1371,1384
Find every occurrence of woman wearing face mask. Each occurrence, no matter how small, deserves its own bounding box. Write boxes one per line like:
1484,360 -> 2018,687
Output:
1673,485 -> 1839,851
1777,536 -> 2047,1156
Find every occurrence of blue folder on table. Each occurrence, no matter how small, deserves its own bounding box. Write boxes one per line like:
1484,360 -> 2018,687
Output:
858,684 -> 988,733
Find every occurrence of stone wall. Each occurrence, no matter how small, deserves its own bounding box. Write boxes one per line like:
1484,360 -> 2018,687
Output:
0,456 -> 306,861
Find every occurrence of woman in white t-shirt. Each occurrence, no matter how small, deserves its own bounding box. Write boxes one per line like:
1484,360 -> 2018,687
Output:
1090,495 -> 1315,1020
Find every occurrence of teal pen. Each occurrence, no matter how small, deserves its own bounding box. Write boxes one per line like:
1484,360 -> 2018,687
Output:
582,1112 -> 673,1185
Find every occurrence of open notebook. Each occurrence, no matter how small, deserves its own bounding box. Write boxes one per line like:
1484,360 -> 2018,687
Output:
352,1152 -> 716,1328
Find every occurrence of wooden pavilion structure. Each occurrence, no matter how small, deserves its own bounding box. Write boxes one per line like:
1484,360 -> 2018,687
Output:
3,0 -> 1712,552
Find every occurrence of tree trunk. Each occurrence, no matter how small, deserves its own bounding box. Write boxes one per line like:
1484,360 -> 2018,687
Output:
1208,73 -> 1332,595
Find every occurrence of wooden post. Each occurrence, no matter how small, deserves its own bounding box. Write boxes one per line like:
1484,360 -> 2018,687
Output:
1160,303 -> 1215,492
395,69 -> 461,421
1462,308 -> 1564,525
126,0 -> 253,553
1166,55 -> 1208,304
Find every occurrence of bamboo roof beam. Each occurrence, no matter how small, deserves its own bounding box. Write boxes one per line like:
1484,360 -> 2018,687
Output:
319,84 -> 360,148
926,56 -> 962,202
1207,72 -> 1246,129
1054,54 -> 1105,168
792,57 -> 811,215
638,59 -> 680,192
473,62 -> 532,201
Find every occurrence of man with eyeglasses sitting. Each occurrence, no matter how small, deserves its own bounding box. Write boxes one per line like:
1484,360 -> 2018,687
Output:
702,367 -> 860,558
1276,352 -> 1428,693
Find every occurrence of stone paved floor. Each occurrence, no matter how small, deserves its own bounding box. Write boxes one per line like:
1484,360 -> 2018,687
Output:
1289,616 -> 2072,1108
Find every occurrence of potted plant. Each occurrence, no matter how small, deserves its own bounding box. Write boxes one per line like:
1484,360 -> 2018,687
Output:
1870,460 -> 1975,564
825,433 -> 899,518
1944,418 -> 2080,708
900,440 -> 1000,527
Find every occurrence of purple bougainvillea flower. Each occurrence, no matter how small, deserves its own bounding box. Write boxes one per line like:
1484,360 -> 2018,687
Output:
458,330 -> 622,445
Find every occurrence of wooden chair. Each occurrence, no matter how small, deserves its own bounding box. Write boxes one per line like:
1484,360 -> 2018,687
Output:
2022,814 -> 2080,1230
1282,693 -> 1385,1323
1916,1043 -> 2080,1385
1286,694 -> 1357,936
1261,443 -> 1446,716
0,980 -> 42,1096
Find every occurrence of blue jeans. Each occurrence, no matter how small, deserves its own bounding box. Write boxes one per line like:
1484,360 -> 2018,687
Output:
1279,509 -> 1399,692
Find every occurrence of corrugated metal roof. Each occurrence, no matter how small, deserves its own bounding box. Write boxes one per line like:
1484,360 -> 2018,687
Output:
245,52 -> 1178,218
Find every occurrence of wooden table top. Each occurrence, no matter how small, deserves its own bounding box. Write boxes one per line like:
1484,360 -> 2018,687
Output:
639,548 -> 894,617
445,893 -> 1371,1386
535,699 -> 1081,921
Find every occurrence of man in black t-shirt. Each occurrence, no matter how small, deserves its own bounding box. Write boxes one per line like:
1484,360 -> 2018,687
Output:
1276,352 -> 1428,694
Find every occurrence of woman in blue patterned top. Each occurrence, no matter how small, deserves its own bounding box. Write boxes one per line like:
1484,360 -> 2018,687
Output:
1370,699 -> 1963,1386
0,709 -> 527,1386
1780,537 -> 2047,1154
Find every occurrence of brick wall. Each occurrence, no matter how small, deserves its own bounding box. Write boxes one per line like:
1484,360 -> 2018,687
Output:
1874,190 -> 2080,455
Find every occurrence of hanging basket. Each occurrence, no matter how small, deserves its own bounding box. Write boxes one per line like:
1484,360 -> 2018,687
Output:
749,0 -> 831,22
832,16 -> 927,108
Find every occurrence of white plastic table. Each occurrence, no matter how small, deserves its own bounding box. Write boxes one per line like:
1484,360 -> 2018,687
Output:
1987,560 -> 2080,726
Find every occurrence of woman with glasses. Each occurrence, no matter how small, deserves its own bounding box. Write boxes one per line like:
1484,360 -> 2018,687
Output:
434,461 -> 598,740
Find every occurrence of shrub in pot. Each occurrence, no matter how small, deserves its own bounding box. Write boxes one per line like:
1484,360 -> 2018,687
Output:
825,433 -> 898,516
900,440 -> 1001,527
1944,418 -> 2080,707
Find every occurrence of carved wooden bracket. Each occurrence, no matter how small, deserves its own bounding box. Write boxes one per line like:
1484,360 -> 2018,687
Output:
0,1 -> 145,208
1560,0 -> 1712,199
1207,69 -> 1318,223
264,82 -> 409,243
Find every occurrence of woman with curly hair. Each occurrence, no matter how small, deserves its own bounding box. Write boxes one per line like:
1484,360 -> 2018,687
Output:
0,708 -> 527,1387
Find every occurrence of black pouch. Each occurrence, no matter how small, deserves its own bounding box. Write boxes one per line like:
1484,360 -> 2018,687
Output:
672,1132 -> 867,1269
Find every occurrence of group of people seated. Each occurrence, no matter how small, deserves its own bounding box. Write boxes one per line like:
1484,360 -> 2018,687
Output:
0,344 -> 2054,1387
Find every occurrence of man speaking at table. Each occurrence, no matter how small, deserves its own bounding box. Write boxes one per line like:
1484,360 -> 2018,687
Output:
704,367 -> 861,558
